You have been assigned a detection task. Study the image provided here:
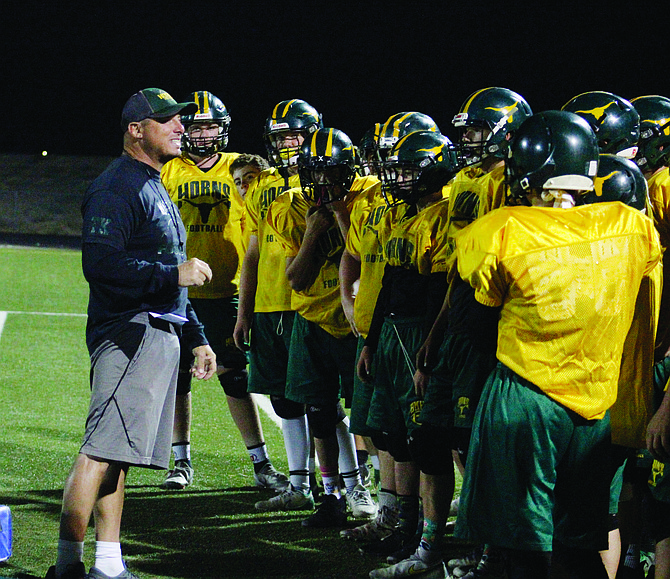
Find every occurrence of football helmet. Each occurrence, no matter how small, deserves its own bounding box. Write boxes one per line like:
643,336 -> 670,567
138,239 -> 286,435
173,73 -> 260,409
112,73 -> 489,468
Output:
562,91 -> 640,158
506,110 -> 599,204
181,91 -> 231,157
298,128 -> 356,205
585,154 -> 648,211
453,87 -> 532,166
264,99 -> 323,167
382,130 -> 459,206
631,95 -> 670,171
374,112 -> 439,172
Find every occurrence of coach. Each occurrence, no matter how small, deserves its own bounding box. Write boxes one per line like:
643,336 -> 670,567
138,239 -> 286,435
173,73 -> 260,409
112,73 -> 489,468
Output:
47,88 -> 216,579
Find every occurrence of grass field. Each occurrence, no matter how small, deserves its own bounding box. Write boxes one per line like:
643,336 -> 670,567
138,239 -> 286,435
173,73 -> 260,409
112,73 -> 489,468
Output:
0,245 -> 465,579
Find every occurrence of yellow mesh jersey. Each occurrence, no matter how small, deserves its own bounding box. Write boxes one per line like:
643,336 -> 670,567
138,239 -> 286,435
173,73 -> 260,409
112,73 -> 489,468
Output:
245,167 -> 300,312
345,180 -> 385,337
445,165 -> 505,257
378,198 -> 451,275
162,152 -> 243,299
456,202 -> 662,420
647,168 -> 670,358
266,175 -> 377,338
610,260 -> 662,447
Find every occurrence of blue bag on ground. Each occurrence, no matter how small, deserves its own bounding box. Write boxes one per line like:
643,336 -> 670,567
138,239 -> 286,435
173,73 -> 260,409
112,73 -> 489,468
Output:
0,505 -> 11,561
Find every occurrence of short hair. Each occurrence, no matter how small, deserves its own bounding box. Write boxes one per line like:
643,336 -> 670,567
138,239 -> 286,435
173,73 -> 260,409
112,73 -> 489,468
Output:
230,153 -> 270,175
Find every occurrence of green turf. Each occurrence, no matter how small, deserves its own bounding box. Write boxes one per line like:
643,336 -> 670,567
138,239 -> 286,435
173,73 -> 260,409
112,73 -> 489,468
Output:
0,245 -> 466,579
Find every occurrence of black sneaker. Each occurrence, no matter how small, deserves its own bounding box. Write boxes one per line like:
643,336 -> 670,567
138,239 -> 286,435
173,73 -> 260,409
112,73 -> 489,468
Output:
359,528 -> 408,556
301,494 -> 347,528
45,563 -> 86,579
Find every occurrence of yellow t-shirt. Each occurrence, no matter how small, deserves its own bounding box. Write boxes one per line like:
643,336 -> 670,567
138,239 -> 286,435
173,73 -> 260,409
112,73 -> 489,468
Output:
345,179 -> 385,337
162,152 -> 244,299
245,167 -> 300,312
456,202 -> 662,420
266,175 -> 377,338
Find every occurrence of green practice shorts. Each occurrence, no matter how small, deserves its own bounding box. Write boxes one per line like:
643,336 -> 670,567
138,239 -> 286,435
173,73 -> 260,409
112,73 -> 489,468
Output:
349,336 -> 379,436
286,313 -> 357,407
247,311 -> 294,396
455,363 -> 611,552
367,316 -> 425,436
423,332 -> 497,430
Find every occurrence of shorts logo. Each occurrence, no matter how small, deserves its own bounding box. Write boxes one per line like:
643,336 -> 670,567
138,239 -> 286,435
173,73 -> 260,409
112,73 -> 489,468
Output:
457,396 -> 470,419
409,400 -> 423,426
650,460 -> 665,487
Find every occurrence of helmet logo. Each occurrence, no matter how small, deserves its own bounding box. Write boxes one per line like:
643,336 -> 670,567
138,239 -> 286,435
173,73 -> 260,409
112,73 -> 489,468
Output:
593,171 -> 619,198
487,101 -> 521,134
574,100 -> 617,122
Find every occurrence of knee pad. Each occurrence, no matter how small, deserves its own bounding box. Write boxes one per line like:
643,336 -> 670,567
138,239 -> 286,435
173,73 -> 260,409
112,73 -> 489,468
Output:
384,431 -> 412,463
370,431 -> 389,452
307,403 -> 339,439
218,368 -> 248,399
176,369 -> 192,395
408,425 -> 453,475
271,395 -> 305,420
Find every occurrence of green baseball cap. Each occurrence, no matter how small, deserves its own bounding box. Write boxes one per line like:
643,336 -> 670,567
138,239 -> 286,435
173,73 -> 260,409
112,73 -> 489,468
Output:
121,88 -> 197,128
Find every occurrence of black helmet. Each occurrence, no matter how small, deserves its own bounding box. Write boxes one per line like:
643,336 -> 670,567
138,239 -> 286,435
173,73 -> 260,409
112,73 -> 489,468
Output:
181,91 -> 231,156
264,99 -> 322,167
584,154 -> 648,211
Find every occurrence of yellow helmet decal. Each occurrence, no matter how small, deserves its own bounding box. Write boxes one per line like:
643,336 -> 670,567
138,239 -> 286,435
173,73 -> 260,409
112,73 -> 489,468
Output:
417,146 -> 444,158
592,171 -> 619,198
461,87 -> 492,113
574,100 -> 616,121
485,100 -> 521,125
196,91 -> 210,115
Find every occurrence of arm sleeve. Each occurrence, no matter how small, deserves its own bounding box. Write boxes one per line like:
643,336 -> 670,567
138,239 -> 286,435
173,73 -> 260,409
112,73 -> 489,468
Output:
180,300 -> 209,353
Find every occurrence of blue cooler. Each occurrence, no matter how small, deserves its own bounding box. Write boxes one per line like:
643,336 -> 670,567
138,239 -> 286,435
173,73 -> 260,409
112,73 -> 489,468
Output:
0,505 -> 11,561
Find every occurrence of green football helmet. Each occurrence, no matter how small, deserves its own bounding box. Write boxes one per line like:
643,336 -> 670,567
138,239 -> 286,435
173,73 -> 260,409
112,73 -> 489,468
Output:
298,128 -> 356,205
264,99 -> 323,167
382,130 -> 459,206
584,154 -> 648,211
181,91 -> 231,156
562,91 -> 640,158
374,112 -> 439,172
506,111 -> 599,204
452,87 -> 532,166
631,95 -> 670,171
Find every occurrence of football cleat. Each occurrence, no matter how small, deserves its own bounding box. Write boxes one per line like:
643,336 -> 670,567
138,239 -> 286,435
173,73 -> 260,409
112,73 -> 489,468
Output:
44,563 -> 86,579
369,546 -> 446,579
301,494 -> 347,528
253,463 -> 290,491
87,565 -> 140,579
160,460 -> 193,490
340,505 -> 399,541
254,485 -> 314,512
345,484 -> 377,519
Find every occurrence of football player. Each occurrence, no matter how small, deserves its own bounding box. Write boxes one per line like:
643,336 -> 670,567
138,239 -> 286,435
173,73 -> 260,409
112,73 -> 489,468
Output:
454,111 -> 661,578
357,130 -> 460,578
161,91 -> 287,491
265,127 -> 378,526
235,99 -> 321,513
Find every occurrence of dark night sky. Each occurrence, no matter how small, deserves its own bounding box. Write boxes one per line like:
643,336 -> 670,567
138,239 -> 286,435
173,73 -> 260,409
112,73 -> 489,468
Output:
3,2 -> 669,158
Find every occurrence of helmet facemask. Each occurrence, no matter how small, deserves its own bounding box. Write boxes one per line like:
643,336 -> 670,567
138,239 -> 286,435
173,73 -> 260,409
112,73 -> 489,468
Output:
183,120 -> 229,157
300,164 -> 355,206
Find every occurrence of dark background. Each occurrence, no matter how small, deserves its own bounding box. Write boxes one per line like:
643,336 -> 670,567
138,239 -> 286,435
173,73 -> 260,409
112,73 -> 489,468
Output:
2,2 -> 669,158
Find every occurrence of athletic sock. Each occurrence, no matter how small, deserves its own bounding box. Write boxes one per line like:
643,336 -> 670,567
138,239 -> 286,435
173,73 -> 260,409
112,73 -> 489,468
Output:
623,543 -> 640,569
320,466 -> 341,497
335,417 -> 361,490
172,442 -> 190,463
397,494 -> 420,538
281,416 -> 310,492
419,517 -> 444,554
247,442 -> 270,474
94,541 -> 125,577
56,539 -> 84,578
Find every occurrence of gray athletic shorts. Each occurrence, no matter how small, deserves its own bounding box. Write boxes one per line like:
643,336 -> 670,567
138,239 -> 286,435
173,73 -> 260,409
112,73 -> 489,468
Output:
80,312 -> 180,469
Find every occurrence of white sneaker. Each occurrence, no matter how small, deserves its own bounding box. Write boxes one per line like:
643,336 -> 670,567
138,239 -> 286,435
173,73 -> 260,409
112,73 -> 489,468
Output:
160,460 -> 193,490
345,484 -> 377,519
369,546 -> 446,578
253,463 -> 290,491
449,496 -> 459,517
254,485 -> 315,512
340,505 -> 399,541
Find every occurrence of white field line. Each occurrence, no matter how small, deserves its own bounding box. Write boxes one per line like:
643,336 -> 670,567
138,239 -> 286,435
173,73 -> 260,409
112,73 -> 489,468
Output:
0,310 -> 282,429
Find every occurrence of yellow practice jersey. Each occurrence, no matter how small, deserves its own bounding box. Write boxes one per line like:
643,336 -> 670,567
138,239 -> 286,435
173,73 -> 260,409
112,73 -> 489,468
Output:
266,175 -> 377,338
245,167 -> 300,312
446,164 -> 505,257
162,152 -> 244,299
378,198 -> 451,276
456,202 -> 662,420
345,179 -> 385,337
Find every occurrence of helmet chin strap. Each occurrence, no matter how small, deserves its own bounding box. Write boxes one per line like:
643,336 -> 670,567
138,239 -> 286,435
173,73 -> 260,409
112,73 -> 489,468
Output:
541,189 -> 576,208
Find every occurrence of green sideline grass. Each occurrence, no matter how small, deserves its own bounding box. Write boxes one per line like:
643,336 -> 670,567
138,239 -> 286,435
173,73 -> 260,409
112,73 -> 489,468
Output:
0,245 -> 465,579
